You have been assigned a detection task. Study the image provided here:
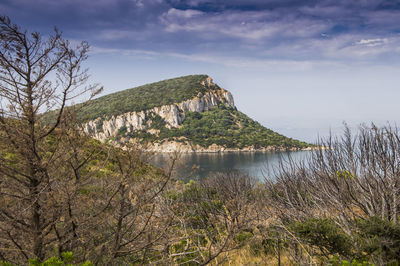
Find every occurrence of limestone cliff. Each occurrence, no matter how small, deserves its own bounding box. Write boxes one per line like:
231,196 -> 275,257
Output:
83,78 -> 235,143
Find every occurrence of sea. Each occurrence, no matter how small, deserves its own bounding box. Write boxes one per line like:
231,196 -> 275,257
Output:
150,150 -> 311,181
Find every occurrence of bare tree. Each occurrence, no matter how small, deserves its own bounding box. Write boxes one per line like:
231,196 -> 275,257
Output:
270,124 -> 400,223
84,145 -> 177,264
0,16 -> 100,263
164,171 -> 263,265
265,124 -> 400,263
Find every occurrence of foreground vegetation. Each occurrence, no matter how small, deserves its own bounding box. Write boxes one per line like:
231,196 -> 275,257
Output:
122,105 -> 309,149
2,124 -> 400,265
1,16 -> 399,265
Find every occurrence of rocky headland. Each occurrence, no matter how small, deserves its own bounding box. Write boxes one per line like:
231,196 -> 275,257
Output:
79,75 -> 309,152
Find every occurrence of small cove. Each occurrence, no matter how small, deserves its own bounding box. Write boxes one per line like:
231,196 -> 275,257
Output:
150,150 -> 312,181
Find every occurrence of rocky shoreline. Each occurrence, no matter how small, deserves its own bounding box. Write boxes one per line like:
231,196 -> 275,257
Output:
129,140 -> 315,153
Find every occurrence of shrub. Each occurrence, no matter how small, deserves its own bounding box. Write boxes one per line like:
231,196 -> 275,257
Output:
290,218 -> 353,258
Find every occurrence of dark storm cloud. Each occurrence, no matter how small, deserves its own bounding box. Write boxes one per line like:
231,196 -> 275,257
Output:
2,0 -> 400,63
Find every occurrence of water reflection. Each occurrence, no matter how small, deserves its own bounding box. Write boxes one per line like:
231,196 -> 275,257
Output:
150,150 -> 311,181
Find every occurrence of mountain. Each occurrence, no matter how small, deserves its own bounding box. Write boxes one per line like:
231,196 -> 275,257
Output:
80,75 -> 309,152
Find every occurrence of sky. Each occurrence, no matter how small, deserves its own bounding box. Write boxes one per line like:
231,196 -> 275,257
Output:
2,0 -> 400,142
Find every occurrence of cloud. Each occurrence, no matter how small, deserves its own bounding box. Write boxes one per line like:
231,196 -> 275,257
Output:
166,8 -> 204,18
161,8 -> 330,41
355,38 -> 388,47
3,0 -> 400,65
90,45 -> 334,71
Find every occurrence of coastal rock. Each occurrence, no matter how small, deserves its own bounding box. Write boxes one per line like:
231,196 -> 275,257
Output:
131,140 -> 297,153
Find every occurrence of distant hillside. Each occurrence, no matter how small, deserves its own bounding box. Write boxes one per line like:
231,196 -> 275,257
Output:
77,74 -> 215,122
78,75 -> 309,152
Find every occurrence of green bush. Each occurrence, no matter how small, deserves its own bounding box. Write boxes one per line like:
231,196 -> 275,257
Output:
328,257 -> 374,266
0,252 -> 94,266
290,218 -> 353,258
117,125 -> 127,136
357,217 -> 400,264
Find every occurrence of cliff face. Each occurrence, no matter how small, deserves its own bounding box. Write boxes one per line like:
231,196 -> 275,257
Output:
83,81 -> 235,143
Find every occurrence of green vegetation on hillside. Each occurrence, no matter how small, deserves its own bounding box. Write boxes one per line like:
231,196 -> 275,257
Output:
76,75 -> 214,122
121,105 -> 308,149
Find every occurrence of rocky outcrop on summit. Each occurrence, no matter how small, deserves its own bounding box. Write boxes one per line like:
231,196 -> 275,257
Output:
83,85 -> 235,142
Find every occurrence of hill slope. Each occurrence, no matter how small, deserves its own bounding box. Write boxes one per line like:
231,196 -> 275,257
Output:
77,74 -> 215,122
80,75 -> 308,152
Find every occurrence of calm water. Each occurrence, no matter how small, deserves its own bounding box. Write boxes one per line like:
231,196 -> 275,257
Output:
150,150 -> 311,181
